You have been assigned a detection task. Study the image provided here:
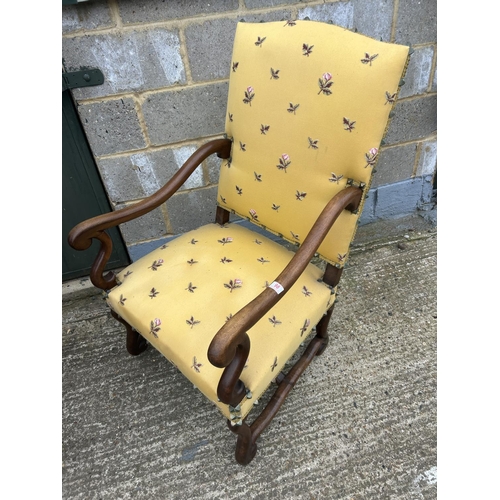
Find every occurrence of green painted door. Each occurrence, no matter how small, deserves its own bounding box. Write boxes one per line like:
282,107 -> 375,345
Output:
62,88 -> 130,281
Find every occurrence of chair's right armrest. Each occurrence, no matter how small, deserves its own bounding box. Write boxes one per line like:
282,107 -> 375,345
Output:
68,138 -> 232,290
208,186 -> 363,406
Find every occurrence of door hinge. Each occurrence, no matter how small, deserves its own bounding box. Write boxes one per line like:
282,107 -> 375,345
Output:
62,69 -> 104,91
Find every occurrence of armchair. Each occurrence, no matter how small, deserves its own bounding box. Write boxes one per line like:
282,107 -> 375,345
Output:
68,20 -> 409,465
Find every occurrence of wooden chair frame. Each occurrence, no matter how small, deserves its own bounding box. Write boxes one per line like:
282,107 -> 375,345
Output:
68,137 -> 363,465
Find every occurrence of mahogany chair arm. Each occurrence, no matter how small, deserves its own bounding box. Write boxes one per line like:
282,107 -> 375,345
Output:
208,186 -> 363,377
68,138 -> 232,290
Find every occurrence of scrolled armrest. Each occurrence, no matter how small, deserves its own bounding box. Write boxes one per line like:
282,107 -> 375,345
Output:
68,138 -> 232,290
208,186 -> 363,368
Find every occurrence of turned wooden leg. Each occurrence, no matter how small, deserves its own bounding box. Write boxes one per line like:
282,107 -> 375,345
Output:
227,420 -> 257,465
315,305 -> 333,356
110,310 -> 148,356
315,263 -> 343,356
226,336 -> 325,465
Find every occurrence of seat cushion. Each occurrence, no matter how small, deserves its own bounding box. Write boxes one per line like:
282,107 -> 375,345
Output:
107,223 -> 333,422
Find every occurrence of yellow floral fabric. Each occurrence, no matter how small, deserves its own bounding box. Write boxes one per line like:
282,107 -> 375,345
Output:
107,223 -> 332,421
219,20 -> 409,266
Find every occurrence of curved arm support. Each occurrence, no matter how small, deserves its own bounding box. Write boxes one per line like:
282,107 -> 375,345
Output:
90,231 -> 118,289
67,138 -> 232,290
216,332 -> 250,406
208,186 -> 363,368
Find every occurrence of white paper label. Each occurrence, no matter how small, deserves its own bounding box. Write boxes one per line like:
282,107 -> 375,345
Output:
268,281 -> 284,294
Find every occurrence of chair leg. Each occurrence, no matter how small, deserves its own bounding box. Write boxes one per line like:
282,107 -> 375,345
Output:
315,304 -> 334,356
315,263 -> 342,357
110,310 -> 148,356
227,420 -> 258,465
227,335 -> 324,465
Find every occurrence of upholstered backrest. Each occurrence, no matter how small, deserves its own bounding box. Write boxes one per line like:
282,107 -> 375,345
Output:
217,20 -> 409,266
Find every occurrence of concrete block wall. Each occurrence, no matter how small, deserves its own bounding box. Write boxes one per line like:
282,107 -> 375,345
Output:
63,0 -> 437,260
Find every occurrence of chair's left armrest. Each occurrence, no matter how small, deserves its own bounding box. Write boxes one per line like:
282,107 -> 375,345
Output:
68,138 -> 231,290
208,185 -> 362,369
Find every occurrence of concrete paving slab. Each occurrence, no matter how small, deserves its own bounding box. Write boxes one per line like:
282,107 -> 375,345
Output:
62,216 -> 437,499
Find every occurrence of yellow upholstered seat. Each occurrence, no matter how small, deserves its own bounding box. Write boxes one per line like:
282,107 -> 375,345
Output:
107,222 -> 332,422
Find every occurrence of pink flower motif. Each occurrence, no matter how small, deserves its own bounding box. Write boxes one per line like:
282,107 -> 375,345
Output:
224,278 -> 242,292
149,318 -> 161,338
365,147 -> 379,168
318,73 -> 334,95
243,87 -> 255,106
277,154 -> 291,173
249,209 -> 259,221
